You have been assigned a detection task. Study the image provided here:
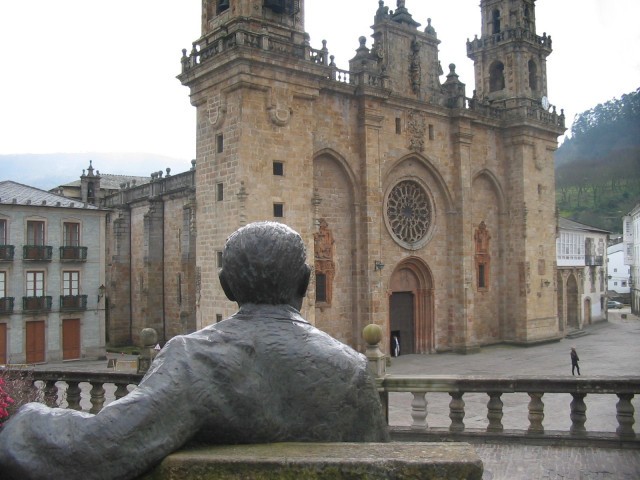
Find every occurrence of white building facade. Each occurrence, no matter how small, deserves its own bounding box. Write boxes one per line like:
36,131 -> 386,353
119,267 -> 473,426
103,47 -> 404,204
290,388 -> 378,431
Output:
624,204 -> 640,314
0,181 -> 107,364
556,218 -> 609,330
607,243 -> 630,298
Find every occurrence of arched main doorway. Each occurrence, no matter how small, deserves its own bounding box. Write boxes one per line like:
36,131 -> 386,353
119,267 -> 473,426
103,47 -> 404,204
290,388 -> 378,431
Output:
566,274 -> 579,329
389,258 -> 434,354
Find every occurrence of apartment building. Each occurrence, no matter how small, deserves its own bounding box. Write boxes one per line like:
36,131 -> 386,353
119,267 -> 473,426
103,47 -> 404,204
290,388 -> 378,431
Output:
0,181 -> 107,364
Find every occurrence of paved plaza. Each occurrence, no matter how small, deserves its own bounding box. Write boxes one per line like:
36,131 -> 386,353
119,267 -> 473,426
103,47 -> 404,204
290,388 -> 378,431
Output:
387,308 -> 640,479
32,309 -> 640,479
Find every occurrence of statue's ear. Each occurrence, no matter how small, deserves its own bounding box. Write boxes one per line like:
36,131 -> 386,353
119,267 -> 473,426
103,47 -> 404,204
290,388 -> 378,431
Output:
297,264 -> 311,298
219,269 -> 236,302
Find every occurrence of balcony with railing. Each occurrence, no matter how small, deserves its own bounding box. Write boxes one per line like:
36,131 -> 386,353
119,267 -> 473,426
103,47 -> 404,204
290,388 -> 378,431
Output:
0,297 -> 14,315
60,295 -> 88,312
0,245 -> 15,261
23,245 -> 53,261
59,246 -> 88,262
22,296 -> 53,313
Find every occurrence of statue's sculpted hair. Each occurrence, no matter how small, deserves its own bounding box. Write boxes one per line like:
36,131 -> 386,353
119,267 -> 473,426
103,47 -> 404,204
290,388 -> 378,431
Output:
221,222 -> 309,305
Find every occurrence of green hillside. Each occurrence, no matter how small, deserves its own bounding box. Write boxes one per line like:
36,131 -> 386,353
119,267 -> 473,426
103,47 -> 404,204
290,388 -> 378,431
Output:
555,87 -> 640,233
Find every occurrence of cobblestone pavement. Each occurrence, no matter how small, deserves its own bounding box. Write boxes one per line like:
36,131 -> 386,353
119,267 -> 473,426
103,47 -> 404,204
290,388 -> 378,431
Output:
32,309 -> 640,479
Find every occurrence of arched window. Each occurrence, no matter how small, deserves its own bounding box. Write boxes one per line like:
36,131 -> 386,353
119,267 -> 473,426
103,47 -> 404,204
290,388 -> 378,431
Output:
492,9 -> 501,34
489,61 -> 505,92
217,0 -> 229,15
528,59 -> 538,91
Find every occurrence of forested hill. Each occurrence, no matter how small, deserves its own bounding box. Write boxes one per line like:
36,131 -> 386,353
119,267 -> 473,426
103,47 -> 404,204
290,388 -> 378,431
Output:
555,87 -> 640,233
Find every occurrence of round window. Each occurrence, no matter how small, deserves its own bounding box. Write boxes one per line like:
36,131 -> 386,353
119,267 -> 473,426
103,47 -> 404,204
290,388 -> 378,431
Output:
385,180 -> 434,250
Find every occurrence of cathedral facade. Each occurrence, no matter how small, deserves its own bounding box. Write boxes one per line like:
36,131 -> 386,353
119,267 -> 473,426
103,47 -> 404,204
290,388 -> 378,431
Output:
171,0 -> 565,354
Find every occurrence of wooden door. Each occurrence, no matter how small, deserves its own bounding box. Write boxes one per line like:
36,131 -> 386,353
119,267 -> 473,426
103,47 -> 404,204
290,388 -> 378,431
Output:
0,323 -> 6,365
390,292 -> 415,355
26,321 -> 45,364
62,318 -> 81,360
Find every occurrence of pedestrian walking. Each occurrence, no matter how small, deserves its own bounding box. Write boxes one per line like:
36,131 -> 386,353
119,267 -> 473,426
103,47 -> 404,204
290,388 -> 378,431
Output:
570,347 -> 580,375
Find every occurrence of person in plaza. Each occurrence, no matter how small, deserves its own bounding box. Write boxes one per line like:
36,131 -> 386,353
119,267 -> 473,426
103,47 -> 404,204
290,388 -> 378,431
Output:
0,222 -> 389,480
570,346 -> 580,375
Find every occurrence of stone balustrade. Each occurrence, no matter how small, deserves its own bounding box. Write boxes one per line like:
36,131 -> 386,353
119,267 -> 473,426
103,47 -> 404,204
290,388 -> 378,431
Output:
466,27 -> 553,56
3,367 -> 636,446
3,369 -> 142,414
378,375 -> 638,446
101,168 -> 196,208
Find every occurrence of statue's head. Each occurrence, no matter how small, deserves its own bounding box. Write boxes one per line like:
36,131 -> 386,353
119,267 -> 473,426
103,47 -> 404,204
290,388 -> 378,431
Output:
219,222 -> 311,310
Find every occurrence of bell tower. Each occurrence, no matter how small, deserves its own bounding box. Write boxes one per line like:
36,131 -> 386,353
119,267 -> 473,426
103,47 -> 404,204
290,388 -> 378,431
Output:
467,0 -> 552,105
201,0 -> 305,37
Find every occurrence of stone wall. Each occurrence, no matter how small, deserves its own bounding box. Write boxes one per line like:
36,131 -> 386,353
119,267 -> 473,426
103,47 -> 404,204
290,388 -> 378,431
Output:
104,172 -> 196,346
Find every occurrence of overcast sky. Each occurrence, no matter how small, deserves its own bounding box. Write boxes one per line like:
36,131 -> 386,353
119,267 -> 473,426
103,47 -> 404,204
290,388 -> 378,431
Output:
0,0 -> 638,182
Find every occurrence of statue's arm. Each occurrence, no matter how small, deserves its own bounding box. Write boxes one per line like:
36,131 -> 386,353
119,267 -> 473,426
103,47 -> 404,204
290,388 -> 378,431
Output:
0,336 -> 210,480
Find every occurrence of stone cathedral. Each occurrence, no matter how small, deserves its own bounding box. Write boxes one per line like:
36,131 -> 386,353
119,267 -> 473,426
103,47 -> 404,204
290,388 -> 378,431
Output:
109,0 -> 566,354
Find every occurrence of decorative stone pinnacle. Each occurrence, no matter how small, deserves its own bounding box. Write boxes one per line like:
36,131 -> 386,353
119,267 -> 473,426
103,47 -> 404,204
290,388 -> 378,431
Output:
391,0 -> 421,28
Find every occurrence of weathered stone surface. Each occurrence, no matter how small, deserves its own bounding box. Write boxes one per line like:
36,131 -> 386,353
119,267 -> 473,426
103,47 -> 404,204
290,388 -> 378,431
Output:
140,442 -> 483,480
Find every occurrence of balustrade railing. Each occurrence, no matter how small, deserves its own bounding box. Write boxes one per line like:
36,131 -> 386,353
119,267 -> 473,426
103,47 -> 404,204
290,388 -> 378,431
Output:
101,170 -> 195,208
467,27 -> 552,55
2,369 -> 142,414
178,27 -> 562,129
2,367 -> 636,445
378,375 -> 638,444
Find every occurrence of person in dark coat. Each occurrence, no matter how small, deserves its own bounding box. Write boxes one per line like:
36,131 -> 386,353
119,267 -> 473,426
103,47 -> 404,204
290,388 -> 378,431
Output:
570,346 -> 580,375
0,222 -> 389,480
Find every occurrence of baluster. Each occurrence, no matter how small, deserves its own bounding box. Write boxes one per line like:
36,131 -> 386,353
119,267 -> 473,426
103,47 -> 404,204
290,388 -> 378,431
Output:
114,383 -> 130,400
569,393 -> 587,435
616,393 -> 636,439
527,392 -> 544,434
43,380 -> 59,407
410,392 -> 428,430
486,392 -> 504,432
89,382 -> 106,414
66,381 -> 82,411
448,392 -> 465,432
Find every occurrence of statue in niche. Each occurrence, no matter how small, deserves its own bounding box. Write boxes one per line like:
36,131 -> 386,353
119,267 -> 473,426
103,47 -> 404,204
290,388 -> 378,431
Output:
474,221 -> 491,254
475,221 -> 491,289
314,218 -> 334,261
0,222 -> 389,480
314,218 -> 336,304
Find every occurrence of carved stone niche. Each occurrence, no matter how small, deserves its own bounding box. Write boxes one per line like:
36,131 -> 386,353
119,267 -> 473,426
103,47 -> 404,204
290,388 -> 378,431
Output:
474,221 -> 491,291
313,219 -> 335,306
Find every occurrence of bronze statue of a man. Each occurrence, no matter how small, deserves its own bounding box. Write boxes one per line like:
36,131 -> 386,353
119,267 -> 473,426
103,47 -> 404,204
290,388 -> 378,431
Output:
0,222 -> 389,480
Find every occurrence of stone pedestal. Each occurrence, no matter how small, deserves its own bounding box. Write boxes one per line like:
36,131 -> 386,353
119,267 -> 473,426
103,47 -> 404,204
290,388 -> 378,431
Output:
140,442 -> 483,479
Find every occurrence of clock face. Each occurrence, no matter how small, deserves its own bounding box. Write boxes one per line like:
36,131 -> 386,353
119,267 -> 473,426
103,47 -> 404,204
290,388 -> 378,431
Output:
541,96 -> 550,110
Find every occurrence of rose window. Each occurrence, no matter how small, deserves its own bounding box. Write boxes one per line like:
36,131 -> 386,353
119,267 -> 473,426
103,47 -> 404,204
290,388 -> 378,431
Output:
386,180 -> 432,248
